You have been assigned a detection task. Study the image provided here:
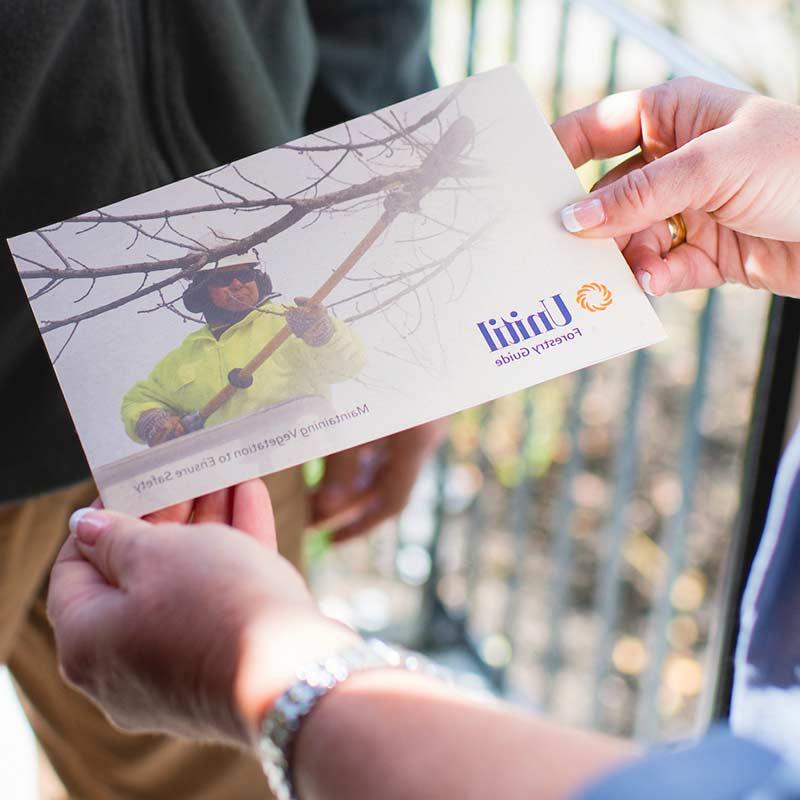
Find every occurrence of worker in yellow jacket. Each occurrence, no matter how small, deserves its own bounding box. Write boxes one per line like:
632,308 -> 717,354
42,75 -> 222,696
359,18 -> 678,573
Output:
122,255 -> 366,447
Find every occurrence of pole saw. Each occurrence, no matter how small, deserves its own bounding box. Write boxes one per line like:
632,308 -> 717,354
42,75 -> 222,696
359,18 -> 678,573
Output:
179,115 -> 476,435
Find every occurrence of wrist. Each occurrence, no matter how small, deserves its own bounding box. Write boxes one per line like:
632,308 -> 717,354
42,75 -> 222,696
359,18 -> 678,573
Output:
293,669 -> 459,800
236,609 -> 359,745
256,638 -> 455,800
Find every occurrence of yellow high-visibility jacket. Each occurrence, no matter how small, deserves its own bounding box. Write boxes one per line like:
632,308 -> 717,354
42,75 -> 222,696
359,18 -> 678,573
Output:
122,303 -> 366,442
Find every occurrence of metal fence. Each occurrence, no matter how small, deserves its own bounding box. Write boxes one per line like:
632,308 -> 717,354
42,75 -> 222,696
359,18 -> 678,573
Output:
309,0 -> 775,743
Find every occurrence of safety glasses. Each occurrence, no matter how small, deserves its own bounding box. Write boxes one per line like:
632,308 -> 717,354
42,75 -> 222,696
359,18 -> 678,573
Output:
206,267 -> 258,288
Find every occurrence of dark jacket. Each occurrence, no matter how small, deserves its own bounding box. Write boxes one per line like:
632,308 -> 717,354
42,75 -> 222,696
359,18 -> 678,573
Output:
0,0 -> 435,501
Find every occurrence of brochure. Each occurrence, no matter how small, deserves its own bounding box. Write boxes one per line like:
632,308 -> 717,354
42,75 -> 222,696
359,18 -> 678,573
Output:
8,66 -> 665,516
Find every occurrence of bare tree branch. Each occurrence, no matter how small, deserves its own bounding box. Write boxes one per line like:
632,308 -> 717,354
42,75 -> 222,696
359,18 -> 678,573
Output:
17,103 -> 491,370
38,259 -> 206,333
52,323 -> 80,364
230,163 -> 279,199
278,86 -> 466,153
193,175 -> 250,202
18,163 -> 478,283
335,218 -> 496,319
36,231 -> 73,271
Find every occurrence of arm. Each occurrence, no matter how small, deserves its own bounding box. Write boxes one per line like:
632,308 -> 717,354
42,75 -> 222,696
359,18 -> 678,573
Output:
290,670 -> 634,800
50,488 -> 635,800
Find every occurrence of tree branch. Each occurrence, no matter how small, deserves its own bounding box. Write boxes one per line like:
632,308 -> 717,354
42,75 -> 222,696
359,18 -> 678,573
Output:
278,86 -> 466,153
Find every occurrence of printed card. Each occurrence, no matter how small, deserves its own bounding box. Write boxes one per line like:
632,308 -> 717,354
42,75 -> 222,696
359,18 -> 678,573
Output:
9,66 -> 665,516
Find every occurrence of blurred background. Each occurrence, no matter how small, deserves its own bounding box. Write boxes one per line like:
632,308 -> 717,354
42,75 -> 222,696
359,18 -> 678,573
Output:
310,0 -> 790,746
2,0 -> 798,796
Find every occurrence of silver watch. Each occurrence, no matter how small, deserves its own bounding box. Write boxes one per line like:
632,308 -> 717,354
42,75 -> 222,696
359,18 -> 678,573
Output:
257,638 -> 447,800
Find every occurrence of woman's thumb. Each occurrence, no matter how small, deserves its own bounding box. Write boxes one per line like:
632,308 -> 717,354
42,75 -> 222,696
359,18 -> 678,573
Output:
69,508 -> 151,587
560,141 -> 711,239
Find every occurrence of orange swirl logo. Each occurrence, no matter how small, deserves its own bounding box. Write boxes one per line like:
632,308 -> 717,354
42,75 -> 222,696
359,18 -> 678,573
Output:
576,282 -> 613,312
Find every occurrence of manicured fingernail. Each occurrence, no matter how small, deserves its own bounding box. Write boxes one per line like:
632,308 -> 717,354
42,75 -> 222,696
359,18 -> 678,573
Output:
560,198 -> 605,232
69,508 -> 110,546
639,271 -> 655,296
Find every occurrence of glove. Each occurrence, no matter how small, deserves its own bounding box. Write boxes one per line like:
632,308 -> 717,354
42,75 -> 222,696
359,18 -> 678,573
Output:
285,297 -> 335,347
136,409 -> 186,447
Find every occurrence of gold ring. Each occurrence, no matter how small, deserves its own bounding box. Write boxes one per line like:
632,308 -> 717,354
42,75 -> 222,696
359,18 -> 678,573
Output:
666,213 -> 687,250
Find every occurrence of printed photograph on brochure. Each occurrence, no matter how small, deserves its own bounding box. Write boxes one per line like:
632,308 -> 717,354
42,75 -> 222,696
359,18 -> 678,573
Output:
8,67 -> 664,515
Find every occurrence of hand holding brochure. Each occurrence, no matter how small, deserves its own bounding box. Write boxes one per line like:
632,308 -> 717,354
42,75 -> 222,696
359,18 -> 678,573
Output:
8,67 -> 665,516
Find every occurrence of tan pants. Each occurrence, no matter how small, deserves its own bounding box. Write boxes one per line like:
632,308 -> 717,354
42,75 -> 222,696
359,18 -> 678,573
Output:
0,468 -> 308,800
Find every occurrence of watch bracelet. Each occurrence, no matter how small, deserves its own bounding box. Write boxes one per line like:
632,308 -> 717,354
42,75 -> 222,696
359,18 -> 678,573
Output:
257,637 -> 452,800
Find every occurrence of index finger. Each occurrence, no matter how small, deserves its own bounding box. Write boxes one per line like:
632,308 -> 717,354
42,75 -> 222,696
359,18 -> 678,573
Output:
231,479 -> 277,550
144,498 -> 194,525
552,90 -> 644,168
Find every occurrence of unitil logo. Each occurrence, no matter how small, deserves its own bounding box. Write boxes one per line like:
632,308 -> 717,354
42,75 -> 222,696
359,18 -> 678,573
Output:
576,282 -> 613,312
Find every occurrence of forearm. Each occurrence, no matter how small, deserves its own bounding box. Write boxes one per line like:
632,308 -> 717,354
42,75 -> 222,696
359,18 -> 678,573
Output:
294,670 -> 638,800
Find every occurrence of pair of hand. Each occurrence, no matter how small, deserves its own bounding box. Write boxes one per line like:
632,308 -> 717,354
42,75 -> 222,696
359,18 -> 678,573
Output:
49,76 -> 800,751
